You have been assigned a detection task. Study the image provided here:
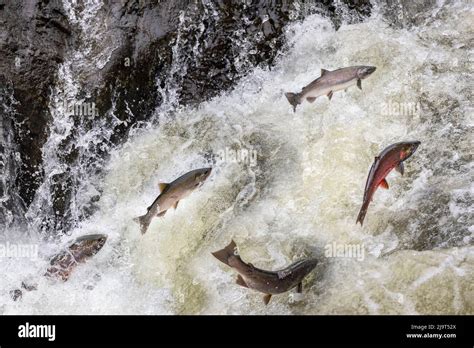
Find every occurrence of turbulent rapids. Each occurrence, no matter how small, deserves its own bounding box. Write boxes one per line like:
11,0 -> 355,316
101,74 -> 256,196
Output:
0,0 -> 473,315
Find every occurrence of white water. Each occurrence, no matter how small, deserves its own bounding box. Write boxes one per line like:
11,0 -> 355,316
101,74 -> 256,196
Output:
1,1 -> 473,314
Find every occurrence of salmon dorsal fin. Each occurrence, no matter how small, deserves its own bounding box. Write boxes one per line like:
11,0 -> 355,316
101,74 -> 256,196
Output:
321,68 -> 330,76
158,183 -> 169,193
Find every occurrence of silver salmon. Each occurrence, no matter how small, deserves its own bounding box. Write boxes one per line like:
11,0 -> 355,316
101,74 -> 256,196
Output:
285,65 -> 376,112
212,240 -> 318,305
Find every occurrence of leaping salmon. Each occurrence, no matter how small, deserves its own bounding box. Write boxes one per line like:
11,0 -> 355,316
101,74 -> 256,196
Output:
134,167 -> 212,235
212,240 -> 318,305
45,234 -> 108,281
10,234 -> 107,301
285,65 -> 376,112
356,141 -> 421,226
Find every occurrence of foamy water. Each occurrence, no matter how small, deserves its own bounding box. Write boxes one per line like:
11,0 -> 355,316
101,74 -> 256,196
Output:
1,0 -> 472,314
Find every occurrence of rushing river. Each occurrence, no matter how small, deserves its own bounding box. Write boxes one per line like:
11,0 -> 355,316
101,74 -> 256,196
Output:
1,0 -> 472,314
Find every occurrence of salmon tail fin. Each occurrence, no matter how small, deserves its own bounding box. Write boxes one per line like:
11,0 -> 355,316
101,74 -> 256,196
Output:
285,92 -> 300,112
211,240 -> 237,266
356,201 -> 369,226
133,214 -> 151,235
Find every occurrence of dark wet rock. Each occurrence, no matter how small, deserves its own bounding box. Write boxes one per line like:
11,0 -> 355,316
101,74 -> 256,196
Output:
0,0 -> 74,211
0,80 -> 28,229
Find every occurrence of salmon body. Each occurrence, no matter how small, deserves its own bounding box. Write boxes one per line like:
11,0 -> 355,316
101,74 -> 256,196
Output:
134,168 -> 212,234
212,240 -> 318,305
285,65 -> 376,112
10,234 -> 107,301
356,141 -> 421,225
45,234 -> 108,281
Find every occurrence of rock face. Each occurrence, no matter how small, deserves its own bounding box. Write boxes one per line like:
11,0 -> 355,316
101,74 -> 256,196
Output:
0,0 -> 371,234
0,81 -> 26,228
0,0 -> 72,200
0,0 -> 73,230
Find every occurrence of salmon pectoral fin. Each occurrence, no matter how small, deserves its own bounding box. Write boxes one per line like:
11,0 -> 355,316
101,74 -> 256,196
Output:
357,79 -> 362,90
396,162 -> 405,175
157,210 -> 167,217
380,179 -> 389,190
158,183 -> 169,193
297,282 -> 303,293
327,91 -> 333,100
173,200 -> 179,209
306,97 -> 317,103
263,294 -> 272,305
236,275 -> 248,288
